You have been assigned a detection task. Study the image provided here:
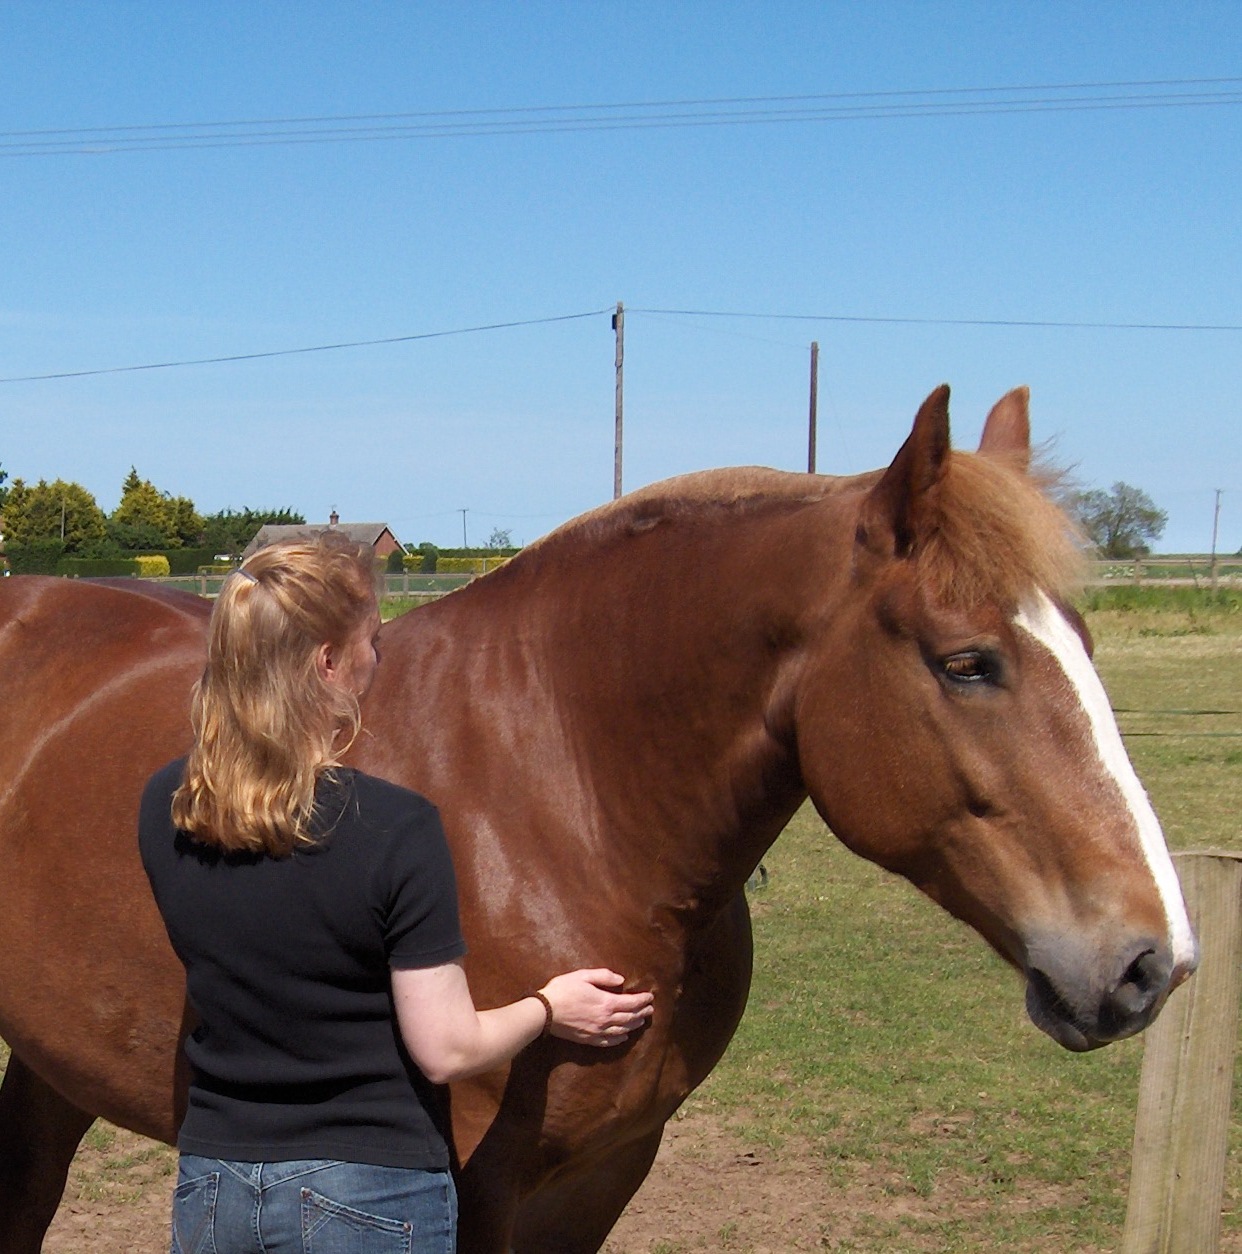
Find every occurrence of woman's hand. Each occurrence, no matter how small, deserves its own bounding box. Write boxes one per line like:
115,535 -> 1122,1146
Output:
539,968 -> 654,1047
392,961 -> 653,1084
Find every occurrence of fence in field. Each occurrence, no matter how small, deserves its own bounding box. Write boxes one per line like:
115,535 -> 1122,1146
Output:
150,571 -> 482,599
1087,556 -> 1242,588
1122,852 -> 1242,1254
144,556 -> 1241,600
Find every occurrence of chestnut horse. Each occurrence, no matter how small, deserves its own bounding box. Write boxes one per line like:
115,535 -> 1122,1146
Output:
0,387 -> 1196,1252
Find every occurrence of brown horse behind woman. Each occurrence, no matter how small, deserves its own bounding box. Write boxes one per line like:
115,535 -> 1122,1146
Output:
0,386 -> 1196,1252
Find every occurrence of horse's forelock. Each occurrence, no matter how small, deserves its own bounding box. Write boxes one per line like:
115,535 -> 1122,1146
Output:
916,449 -> 1086,610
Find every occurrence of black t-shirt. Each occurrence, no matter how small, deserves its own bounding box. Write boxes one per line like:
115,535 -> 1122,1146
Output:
139,758 -> 466,1169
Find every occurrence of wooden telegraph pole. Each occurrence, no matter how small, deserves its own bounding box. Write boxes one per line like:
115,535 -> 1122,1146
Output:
1210,488 -> 1223,589
613,302 -> 625,500
807,341 -> 820,473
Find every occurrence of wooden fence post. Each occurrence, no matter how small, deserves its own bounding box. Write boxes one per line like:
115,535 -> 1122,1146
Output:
1121,851 -> 1242,1254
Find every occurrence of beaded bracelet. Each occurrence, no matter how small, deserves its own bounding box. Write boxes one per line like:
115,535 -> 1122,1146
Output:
529,990 -> 554,1036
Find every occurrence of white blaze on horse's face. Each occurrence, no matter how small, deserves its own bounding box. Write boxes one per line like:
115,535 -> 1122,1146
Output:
1013,592 -> 1198,978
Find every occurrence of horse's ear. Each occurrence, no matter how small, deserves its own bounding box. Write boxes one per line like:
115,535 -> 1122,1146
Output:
857,384 -> 951,558
977,387 -> 1030,470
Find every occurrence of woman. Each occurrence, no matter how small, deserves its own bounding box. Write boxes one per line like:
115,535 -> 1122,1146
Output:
140,533 -> 652,1253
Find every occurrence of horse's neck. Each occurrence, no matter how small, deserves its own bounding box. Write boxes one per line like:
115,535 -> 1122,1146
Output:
390,493 -> 850,918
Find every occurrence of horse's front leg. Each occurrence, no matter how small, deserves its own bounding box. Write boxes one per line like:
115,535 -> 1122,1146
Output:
511,1126 -> 665,1254
0,1053 -> 96,1254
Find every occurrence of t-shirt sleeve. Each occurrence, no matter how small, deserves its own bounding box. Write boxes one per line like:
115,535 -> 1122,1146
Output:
138,758 -> 185,885
383,802 -> 468,970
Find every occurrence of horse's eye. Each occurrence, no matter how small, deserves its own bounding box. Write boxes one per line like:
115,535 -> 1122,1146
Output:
942,652 -> 993,683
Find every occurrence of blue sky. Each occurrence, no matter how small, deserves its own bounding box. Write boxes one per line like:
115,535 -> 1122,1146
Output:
3,2 -> 1239,552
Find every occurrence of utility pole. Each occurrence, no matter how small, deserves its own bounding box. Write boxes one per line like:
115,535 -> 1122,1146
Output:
807,341 -> 819,474
613,301 -> 624,500
1210,489 -> 1223,589
458,508 -> 468,550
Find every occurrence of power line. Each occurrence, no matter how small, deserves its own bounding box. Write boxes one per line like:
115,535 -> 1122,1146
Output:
9,76 -> 1241,137
631,308 -> 1242,333
0,310 -> 609,384
3,77 -> 1239,156
5,303 -> 1240,386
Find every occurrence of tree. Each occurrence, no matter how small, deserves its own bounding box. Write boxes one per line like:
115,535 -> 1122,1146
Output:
0,463 -> 8,512
102,517 -> 168,554
200,507 -> 306,557
487,526 -> 513,551
111,469 -> 203,550
1,478 -> 107,552
1071,482 -> 1168,559
165,494 -> 205,548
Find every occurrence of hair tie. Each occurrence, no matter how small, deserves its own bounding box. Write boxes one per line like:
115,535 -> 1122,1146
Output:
235,568 -> 259,585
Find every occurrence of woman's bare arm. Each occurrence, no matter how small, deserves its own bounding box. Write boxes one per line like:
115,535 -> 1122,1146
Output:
391,961 -> 653,1084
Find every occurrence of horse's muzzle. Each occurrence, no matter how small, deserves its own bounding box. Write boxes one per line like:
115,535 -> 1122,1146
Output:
1022,935 -> 1198,1052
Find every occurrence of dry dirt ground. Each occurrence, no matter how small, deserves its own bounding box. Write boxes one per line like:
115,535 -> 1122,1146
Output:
40,1110 -> 1239,1253
40,1110 -> 980,1253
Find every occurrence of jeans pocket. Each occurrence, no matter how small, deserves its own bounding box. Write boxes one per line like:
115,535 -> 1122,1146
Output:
171,1171 -> 219,1254
300,1188 -> 413,1254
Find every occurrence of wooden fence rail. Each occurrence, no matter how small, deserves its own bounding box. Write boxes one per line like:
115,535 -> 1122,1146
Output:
1087,557 -> 1242,588
1122,852 -> 1242,1253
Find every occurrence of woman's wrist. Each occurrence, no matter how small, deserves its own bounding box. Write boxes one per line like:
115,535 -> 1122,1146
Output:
528,989 -> 554,1037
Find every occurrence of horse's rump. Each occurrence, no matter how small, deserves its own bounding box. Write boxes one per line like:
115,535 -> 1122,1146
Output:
0,578 -> 206,1136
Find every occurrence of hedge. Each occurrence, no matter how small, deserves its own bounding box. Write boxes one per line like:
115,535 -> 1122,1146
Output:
57,557 -> 141,577
56,555 -> 172,577
5,540 -> 67,575
435,556 -> 511,574
162,546 -> 219,575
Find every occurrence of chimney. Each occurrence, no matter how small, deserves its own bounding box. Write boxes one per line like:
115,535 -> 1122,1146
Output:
329,510 -> 339,527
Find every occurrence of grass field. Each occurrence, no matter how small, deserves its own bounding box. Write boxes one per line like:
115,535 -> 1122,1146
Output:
4,590 -> 1239,1250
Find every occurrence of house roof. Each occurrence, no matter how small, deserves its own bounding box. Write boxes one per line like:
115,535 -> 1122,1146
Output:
242,523 -> 399,558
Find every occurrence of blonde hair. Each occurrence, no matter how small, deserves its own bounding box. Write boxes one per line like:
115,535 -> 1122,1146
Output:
172,532 -> 380,855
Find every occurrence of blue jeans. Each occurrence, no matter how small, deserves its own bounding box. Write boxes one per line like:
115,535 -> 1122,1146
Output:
171,1155 -> 457,1253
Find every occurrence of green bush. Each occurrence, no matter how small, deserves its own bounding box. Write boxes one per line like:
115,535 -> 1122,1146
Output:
5,540 -> 67,575
400,548 -> 440,574
134,554 -> 171,577
57,557 -> 139,578
385,548 -> 406,574
163,547 -> 218,575
436,556 -> 509,574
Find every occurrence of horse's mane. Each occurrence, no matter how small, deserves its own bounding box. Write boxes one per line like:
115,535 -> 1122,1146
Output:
524,467 -> 845,553
517,456 -> 1084,610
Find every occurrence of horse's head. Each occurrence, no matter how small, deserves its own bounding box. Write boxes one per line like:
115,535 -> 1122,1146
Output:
793,385 -> 1197,1051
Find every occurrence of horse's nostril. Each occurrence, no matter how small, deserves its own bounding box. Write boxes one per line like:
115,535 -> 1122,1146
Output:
1103,947 -> 1170,1028
1125,949 -> 1163,991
